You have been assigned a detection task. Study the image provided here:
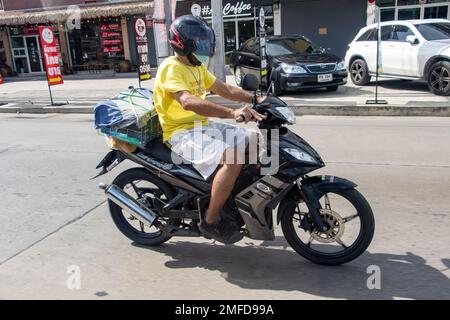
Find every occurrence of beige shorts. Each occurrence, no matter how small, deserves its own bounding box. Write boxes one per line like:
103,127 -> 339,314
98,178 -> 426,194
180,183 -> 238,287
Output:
169,121 -> 254,180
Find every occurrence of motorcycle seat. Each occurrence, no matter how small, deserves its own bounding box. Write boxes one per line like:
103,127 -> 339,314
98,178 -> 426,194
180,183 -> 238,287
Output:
142,140 -> 189,166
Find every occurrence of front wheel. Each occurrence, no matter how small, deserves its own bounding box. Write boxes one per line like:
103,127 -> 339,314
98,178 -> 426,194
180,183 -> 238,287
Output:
280,188 -> 375,265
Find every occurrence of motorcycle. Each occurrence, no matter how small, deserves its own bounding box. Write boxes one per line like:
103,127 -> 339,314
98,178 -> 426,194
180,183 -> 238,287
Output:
95,74 -> 375,266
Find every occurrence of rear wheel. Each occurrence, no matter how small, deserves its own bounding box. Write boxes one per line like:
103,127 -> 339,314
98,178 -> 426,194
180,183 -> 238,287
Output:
109,168 -> 180,246
350,59 -> 371,86
280,188 -> 375,265
427,61 -> 450,96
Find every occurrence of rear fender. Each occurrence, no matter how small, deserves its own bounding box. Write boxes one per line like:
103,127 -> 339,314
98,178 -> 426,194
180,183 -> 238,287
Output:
91,150 -> 125,179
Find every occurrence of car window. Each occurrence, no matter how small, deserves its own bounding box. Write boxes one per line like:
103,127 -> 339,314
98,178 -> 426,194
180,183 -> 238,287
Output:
415,23 -> 450,41
241,39 -> 259,55
266,38 -> 320,56
381,25 -> 394,41
357,28 -> 376,41
391,25 -> 415,42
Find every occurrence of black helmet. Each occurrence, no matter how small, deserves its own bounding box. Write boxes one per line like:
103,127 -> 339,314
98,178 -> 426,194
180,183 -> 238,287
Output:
169,15 -> 216,66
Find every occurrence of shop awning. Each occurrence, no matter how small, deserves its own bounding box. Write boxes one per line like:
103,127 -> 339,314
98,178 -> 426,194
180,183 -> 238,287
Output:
0,1 -> 154,26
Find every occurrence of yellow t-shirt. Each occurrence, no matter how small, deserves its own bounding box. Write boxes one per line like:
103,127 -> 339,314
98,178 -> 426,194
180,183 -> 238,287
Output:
154,56 -> 217,142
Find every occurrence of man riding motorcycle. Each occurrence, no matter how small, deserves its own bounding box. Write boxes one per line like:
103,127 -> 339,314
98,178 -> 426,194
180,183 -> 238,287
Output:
154,15 -> 265,244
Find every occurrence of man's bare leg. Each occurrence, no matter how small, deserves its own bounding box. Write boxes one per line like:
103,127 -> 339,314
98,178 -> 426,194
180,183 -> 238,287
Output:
206,148 -> 243,225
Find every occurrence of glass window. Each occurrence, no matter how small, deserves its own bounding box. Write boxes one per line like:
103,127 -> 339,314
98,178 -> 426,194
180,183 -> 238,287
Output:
238,20 -> 256,49
266,38 -> 320,56
424,6 -> 449,19
357,28 -> 376,41
426,0 -> 449,3
11,37 -> 25,49
378,0 -> 396,7
398,0 -> 420,5
381,8 -> 396,22
415,22 -> 450,40
14,57 -> 29,73
381,25 -> 394,40
392,25 -> 415,41
242,38 -> 258,54
398,8 -> 421,20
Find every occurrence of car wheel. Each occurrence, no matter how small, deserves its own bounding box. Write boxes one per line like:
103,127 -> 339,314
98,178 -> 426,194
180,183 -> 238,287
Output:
326,86 -> 339,92
427,61 -> 450,96
234,66 -> 243,86
350,59 -> 371,86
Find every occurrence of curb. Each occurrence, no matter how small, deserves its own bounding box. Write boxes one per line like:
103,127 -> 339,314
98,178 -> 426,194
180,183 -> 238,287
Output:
1,103 -> 450,117
0,106 -> 93,114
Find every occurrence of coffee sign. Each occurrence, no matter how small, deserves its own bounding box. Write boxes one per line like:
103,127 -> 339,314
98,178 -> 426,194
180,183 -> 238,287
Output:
191,0 -> 253,18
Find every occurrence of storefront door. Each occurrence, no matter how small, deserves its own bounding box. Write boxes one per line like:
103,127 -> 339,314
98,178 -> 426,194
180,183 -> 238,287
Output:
11,34 -> 44,74
25,36 -> 44,73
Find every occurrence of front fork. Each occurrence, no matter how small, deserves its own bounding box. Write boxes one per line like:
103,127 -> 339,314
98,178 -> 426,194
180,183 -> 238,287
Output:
296,179 -> 329,232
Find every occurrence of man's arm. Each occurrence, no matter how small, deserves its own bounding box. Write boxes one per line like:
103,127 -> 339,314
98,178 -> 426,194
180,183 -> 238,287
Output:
209,79 -> 266,104
172,91 -> 264,123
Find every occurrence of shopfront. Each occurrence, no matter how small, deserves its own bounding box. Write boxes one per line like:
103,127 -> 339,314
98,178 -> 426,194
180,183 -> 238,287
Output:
8,24 -> 62,74
175,0 -> 274,60
68,17 -> 126,71
378,0 -> 450,22
0,1 -> 155,76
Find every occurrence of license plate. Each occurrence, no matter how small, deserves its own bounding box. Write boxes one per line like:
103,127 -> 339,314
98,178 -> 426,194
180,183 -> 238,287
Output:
318,73 -> 333,83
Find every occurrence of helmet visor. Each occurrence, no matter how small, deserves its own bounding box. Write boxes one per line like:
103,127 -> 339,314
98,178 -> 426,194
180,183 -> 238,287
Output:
187,23 -> 216,57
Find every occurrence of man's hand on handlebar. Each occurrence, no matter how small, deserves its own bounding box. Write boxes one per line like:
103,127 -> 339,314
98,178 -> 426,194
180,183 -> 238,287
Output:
234,105 -> 266,123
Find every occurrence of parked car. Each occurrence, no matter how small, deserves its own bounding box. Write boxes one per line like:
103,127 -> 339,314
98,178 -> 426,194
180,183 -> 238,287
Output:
230,35 -> 348,96
345,19 -> 450,96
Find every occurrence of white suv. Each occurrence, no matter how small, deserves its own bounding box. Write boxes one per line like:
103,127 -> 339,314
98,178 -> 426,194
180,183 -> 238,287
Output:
345,19 -> 450,96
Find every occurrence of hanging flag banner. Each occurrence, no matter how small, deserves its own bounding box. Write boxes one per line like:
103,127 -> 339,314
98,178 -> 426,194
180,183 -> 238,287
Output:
376,6 -> 383,74
134,18 -> 152,83
259,7 -> 268,85
39,26 -> 64,86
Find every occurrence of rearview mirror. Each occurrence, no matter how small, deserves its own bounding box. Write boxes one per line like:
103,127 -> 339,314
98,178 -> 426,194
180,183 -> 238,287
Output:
406,35 -> 419,45
241,74 -> 260,91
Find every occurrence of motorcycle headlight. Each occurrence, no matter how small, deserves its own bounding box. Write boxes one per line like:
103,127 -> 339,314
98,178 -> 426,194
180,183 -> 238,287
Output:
276,107 -> 296,125
283,148 -> 316,163
280,63 -> 307,74
336,61 -> 346,70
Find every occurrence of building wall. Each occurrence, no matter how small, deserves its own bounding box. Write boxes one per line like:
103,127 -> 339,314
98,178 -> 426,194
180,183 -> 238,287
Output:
281,0 -> 368,58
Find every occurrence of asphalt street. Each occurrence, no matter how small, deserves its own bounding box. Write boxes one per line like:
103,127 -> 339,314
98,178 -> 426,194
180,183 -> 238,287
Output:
0,114 -> 449,299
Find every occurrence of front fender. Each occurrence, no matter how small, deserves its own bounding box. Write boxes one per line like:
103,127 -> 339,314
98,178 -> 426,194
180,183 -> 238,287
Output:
277,175 -> 357,224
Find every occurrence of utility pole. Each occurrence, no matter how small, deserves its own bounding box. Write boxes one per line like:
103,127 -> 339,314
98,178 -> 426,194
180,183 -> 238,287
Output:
211,0 -> 226,82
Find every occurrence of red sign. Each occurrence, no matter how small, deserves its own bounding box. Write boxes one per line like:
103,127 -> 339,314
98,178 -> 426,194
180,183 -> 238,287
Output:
0,74 -> 4,85
38,26 -> 63,86
101,23 -> 120,31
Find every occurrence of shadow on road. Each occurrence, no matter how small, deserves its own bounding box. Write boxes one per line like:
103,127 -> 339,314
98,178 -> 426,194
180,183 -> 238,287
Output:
135,237 -> 450,300
366,79 -> 429,93
286,84 -> 373,98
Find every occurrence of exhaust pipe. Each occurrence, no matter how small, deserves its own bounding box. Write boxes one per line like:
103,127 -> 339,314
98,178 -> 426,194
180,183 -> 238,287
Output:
99,183 -> 160,228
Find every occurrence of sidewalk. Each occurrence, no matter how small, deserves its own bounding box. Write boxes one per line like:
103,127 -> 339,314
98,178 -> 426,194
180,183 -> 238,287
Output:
1,73 -> 449,116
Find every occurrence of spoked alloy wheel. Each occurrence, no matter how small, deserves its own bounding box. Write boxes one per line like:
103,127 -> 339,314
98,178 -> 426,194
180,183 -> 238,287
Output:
428,61 -> 450,96
281,189 -> 375,265
350,59 -> 371,86
108,168 -> 180,246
